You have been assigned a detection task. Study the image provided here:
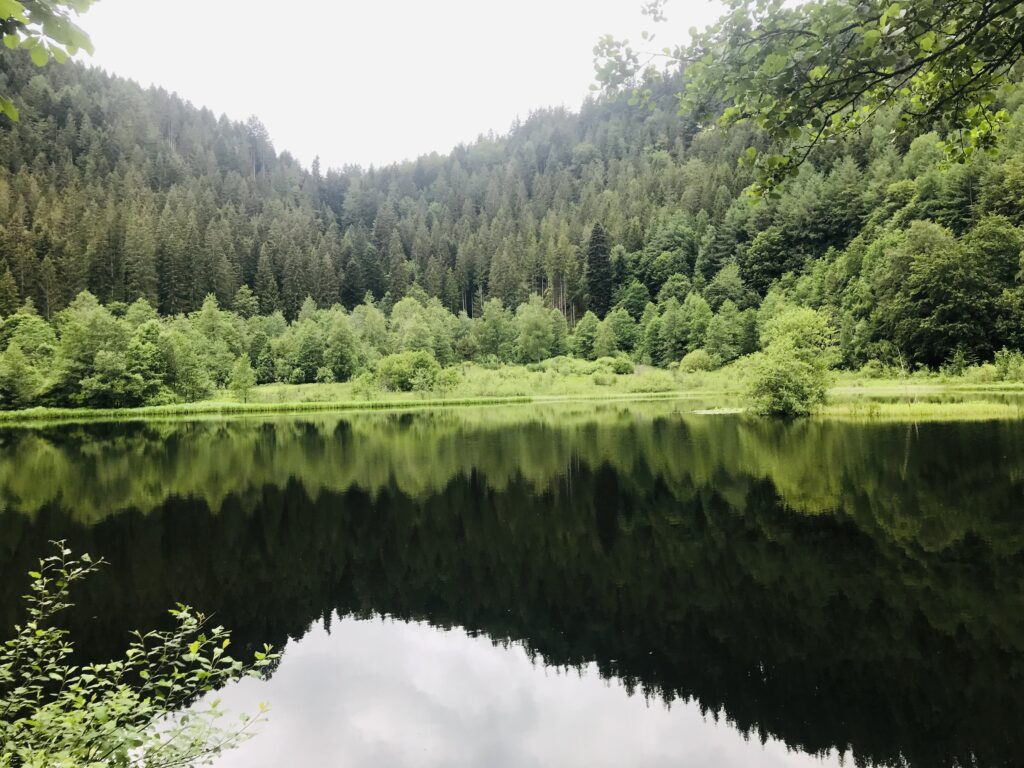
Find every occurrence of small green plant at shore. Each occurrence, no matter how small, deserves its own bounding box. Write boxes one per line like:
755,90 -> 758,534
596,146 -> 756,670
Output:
1,543 -> 275,768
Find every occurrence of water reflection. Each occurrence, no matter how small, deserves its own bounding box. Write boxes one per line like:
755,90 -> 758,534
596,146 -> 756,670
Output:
0,402 -> 1022,767
214,616 -> 843,768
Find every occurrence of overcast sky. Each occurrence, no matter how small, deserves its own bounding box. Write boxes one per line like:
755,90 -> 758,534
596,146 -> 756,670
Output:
77,0 -> 725,171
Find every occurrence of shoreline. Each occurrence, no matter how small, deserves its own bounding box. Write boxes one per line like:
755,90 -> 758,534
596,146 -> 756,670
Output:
1,382 -> 1023,426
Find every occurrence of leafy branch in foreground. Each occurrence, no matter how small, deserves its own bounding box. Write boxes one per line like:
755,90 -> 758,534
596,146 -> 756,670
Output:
595,0 -> 1024,193
0,542 -> 276,768
0,0 -> 95,120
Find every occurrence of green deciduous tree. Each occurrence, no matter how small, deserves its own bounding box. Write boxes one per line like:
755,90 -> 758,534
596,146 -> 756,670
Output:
0,1 -> 96,120
230,353 -> 257,403
598,0 -> 1024,191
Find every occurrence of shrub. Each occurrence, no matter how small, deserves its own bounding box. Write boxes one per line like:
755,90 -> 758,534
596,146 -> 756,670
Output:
592,372 -> 615,386
962,363 -> 1000,384
627,369 -> 675,392
609,356 -> 634,375
680,349 -> 717,372
746,307 -> 836,417
858,359 -> 888,379
994,348 -> 1024,381
0,544 -> 275,767
351,371 -> 378,399
375,350 -> 441,392
315,366 -> 336,383
747,340 -> 829,416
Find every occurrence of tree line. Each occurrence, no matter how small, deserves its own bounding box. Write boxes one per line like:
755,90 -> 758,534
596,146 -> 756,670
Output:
1,49 -> 1024,409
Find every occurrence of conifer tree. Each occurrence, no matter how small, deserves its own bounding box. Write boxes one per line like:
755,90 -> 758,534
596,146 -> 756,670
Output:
254,248 -> 280,315
0,267 -> 19,317
586,223 -> 613,318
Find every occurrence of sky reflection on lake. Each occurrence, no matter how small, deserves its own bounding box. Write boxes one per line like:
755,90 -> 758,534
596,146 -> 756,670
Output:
214,616 -> 842,768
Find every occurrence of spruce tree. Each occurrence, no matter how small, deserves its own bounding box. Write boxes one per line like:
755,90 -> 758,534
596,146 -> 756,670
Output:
254,248 -> 280,315
585,223 -> 613,318
0,268 -> 19,317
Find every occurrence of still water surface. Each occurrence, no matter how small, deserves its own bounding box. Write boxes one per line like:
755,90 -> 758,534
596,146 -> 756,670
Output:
1,401 -> 1022,767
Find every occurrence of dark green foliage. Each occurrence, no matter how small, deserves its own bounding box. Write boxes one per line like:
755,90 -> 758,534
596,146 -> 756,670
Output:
585,224 -> 613,317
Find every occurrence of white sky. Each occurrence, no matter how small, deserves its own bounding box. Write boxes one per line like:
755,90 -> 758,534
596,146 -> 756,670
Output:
77,0 -> 726,171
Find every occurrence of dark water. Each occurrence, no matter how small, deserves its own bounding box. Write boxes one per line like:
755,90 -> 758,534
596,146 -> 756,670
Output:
1,402 -> 1023,767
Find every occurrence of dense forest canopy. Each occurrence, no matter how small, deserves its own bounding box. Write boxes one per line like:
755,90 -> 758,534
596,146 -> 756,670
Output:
1,3 -> 1024,408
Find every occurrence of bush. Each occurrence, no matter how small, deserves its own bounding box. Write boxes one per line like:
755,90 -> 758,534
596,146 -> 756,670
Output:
351,371 -> 378,399
858,359 -> 888,379
592,372 -> 615,386
746,307 -> 836,417
962,363 -> 1000,384
315,366 -> 336,383
627,369 -> 676,392
595,356 -> 632,374
680,348 -> 717,372
994,348 -> 1024,381
746,341 -> 829,416
0,544 -> 275,767
609,356 -> 634,374
375,350 -> 441,392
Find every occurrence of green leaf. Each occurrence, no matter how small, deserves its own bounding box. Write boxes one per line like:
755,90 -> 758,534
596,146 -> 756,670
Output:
30,45 -> 49,67
0,0 -> 25,21
917,31 -> 936,52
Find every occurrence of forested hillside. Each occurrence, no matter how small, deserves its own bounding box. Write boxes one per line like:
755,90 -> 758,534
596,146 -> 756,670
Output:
1,48 -> 1024,409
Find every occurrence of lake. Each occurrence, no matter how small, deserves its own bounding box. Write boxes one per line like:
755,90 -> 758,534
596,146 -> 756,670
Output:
1,401 -> 1023,767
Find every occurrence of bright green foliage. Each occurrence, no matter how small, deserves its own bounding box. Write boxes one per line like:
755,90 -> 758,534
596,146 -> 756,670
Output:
593,320 -> 618,358
680,348 -> 716,372
75,349 -> 150,408
472,299 -> 516,361
515,294 -> 560,363
598,0 -> 1024,191
656,273 -> 691,305
570,311 -> 600,360
0,0 -> 95,120
374,350 -> 441,392
230,354 -> 257,403
323,314 -> 360,382
603,307 -> 638,353
705,300 -> 745,364
232,285 -> 260,319
747,306 -> 837,416
0,543 -> 274,767
0,341 -> 41,407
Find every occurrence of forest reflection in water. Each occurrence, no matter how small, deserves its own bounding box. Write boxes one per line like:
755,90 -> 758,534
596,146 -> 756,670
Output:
1,402 -> 1023,767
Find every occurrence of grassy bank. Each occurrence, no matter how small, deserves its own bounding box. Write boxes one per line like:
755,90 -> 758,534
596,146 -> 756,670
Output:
2,360 -> 1024,426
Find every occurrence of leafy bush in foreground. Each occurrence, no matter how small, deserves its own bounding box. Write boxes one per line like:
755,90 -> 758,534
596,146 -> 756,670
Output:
0,544 -> 275,768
